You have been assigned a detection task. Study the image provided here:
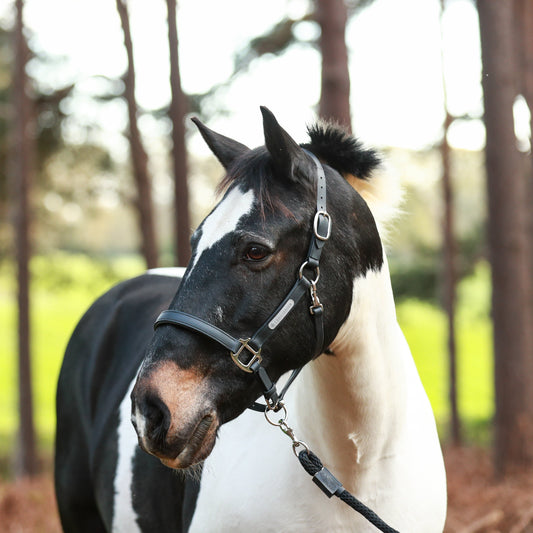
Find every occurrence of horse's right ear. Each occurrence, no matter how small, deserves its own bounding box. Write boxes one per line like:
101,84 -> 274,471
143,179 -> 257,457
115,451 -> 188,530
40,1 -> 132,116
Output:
191,117 -> 250,170
261,106 -> 313,183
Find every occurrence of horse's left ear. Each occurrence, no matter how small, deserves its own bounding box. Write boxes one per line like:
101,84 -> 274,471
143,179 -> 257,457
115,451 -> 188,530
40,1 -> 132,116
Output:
260,106 -> 313,183
191,117 -> 250,170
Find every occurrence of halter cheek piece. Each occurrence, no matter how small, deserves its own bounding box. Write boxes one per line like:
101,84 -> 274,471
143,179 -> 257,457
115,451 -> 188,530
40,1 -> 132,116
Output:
154,151 -> 331,412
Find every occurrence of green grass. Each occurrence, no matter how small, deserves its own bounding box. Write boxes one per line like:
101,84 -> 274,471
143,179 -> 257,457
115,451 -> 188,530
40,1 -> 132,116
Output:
0,254 -> 494,464
0,253 -> 145,456
398,262 -> 494,443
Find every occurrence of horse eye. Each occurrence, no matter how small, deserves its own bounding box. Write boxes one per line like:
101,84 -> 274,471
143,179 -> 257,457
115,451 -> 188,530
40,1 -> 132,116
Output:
244,245 -> 269,262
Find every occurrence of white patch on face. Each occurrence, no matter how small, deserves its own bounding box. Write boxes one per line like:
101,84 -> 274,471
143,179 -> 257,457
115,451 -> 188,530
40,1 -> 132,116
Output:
112,380 -> 142,533
189,187 -> 255,272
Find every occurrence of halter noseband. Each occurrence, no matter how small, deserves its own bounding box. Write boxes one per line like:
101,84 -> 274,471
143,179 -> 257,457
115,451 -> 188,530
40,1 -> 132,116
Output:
154,151 -> 331,412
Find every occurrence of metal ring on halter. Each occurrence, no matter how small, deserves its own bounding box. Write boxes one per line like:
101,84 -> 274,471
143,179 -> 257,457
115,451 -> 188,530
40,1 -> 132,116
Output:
264,403 -> 288,426
292,439 -> 310,457
299,261 -> 320,285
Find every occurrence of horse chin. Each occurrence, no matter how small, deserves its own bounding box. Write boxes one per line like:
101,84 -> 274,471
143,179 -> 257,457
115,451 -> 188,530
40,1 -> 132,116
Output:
159,413 -> 219,470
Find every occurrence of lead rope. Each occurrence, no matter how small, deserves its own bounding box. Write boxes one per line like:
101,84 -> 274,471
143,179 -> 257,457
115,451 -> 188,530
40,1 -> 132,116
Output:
265,405 -> 400,533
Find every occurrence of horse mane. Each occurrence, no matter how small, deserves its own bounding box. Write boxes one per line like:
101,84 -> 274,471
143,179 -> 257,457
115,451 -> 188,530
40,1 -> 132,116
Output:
302,122 -> 381,180
303,122 -> 403,235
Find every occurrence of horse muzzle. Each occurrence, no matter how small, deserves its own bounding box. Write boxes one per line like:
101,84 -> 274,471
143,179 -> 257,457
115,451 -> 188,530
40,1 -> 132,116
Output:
130,360 -> 220,469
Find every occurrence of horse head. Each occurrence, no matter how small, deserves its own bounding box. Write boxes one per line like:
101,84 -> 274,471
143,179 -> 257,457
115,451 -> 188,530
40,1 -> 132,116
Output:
130,107 -> 384,469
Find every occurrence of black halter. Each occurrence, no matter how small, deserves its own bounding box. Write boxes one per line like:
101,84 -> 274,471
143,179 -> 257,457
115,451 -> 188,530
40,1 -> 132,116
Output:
154,151 -> 331,412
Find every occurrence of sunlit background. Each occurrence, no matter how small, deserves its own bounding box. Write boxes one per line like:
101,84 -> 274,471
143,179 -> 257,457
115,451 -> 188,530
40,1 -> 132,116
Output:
2,0 -> 512,499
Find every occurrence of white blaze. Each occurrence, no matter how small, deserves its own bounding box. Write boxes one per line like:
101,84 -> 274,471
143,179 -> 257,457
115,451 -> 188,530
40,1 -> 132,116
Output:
189,187 -> 255,272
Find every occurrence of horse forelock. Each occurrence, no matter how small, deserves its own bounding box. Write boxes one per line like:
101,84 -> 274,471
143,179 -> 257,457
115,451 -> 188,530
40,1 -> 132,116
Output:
216,147 -> 303,220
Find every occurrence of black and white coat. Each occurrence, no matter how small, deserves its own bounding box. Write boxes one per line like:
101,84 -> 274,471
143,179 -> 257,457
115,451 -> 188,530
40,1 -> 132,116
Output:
55,108 -> 446,533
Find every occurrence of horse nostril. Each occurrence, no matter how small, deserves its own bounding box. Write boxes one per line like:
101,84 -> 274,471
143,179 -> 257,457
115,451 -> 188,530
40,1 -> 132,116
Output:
138,393 -> 171,445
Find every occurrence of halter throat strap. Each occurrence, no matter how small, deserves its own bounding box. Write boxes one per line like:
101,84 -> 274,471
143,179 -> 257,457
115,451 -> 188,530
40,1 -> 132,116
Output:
154,151 -> 330,412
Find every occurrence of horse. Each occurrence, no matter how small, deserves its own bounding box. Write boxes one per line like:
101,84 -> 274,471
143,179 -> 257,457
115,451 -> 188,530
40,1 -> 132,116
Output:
55,107 -> 447,532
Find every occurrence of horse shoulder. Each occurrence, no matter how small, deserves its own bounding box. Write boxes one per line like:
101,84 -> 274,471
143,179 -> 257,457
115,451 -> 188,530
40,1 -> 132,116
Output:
374,329 -> 447,532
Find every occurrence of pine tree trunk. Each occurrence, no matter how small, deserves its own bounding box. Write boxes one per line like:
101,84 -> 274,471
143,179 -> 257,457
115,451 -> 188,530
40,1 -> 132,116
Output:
440,0 -> 461,445
478,0 -> 533,477
315,0 -> 352,132
166,0 -> 191,267
116,0 -> 158,269
12,0 -> 37,478
441,110 -> 461,445
514,0 -> 533,332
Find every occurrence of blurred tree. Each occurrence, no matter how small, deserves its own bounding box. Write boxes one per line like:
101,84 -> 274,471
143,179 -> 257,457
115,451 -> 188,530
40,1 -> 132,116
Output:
514,0 -> 533,311
0,26 -> 12,253
316,0 -> 351,131
11,0 -> 37,477
439,0 -> 460,445
166,0 -> 191,267
1,22 -> 116,256
116,0 -> 159,269
193,1 -> 374,130
478,0 -> 533,476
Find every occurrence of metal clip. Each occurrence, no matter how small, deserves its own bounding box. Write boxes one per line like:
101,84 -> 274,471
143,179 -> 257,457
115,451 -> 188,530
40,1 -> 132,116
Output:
264,403 -> 310,457
230,338 -> 262,373
309,281 -> 323,315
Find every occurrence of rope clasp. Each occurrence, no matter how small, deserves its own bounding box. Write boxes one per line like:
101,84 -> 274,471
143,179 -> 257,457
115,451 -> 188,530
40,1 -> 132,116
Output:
264,403 -> 310,457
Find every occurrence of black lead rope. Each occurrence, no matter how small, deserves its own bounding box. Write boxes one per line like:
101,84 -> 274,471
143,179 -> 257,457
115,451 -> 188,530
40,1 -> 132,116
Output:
297,450 -> 400,533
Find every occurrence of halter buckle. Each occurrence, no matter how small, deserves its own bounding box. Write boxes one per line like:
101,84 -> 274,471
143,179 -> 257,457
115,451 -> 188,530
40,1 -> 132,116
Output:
230,338 -> 262,373
313,211 -> 331,241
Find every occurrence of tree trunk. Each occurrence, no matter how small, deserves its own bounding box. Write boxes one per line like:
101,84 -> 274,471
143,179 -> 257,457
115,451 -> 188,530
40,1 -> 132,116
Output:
12,0 -> 37,478
513,0 -> 533,332
315,0 -> 352,132
441,109 -> 461,445
478,0 -> 533,477
116,0 -> 158,269
166,0 -> 191,267
439,0 -> 461,446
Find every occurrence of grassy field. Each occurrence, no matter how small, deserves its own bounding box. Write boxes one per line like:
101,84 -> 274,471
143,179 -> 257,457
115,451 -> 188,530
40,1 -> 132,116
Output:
398,262 -> 493,443
0,254 -> 146,456
0,254 -> 493,462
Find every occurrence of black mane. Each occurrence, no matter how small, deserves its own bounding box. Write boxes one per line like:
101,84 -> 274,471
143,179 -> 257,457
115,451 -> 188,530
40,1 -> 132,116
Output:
216,122 -> 381,215
302,123 -> 381,180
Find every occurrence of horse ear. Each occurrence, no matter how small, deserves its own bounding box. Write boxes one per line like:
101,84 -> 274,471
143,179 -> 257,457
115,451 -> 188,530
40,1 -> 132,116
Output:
191,117 -> 250,170
260,106 -> 312,182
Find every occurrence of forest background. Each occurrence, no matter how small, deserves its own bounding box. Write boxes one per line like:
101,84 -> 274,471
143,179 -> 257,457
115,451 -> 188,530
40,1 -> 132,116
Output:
2,0 -> 533,530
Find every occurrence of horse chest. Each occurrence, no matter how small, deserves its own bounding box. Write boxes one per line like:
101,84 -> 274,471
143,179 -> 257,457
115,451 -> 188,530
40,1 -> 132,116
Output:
189,410 -> 375,533
188,379 -> 447,533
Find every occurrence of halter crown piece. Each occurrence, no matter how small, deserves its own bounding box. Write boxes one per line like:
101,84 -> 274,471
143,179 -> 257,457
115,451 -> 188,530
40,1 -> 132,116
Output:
154,151 -> 331,412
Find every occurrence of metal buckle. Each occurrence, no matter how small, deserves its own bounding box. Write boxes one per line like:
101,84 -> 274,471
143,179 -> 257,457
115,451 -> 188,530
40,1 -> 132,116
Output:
230,338 -> 262,373
313,211 -> 331,241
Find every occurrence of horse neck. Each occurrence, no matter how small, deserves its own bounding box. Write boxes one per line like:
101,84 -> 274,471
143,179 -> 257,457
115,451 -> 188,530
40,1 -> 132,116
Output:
293,256 -> 410,481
